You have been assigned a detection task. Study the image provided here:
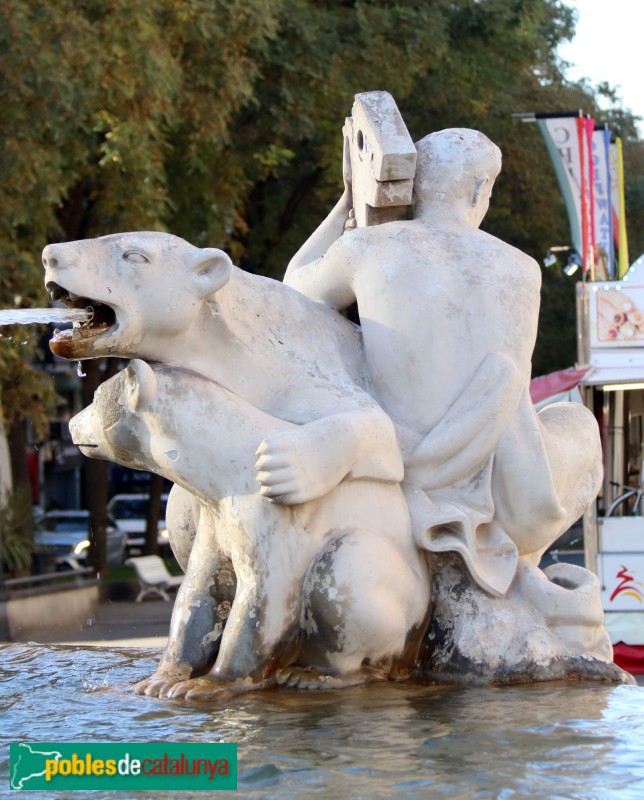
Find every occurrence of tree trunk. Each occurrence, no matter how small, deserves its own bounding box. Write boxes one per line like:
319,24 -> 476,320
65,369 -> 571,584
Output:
6,418 -> 35,577
144,473 -> 163,556
80,360 -> 108,575
8,418 -> 31,493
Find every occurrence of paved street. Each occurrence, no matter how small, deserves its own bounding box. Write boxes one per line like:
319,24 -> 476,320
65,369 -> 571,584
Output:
36,597 -> 174,648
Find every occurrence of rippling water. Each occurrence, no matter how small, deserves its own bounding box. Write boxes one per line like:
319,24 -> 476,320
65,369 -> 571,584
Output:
2,643 -> 644,799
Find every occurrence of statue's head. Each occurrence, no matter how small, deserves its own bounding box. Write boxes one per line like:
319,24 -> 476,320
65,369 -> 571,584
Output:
42,231 -> 233,360
413,129 -> 502,226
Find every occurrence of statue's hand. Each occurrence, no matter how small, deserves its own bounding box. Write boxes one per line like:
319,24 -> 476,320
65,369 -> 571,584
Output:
343,133 -> 353,195
255,429 -> 349,505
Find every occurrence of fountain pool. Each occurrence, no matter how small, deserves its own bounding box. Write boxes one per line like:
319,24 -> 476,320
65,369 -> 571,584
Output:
2,643 -> 644,799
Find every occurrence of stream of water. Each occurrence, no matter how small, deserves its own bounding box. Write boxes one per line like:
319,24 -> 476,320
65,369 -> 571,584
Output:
0,307 -> 92,327
2,643 -> 644,799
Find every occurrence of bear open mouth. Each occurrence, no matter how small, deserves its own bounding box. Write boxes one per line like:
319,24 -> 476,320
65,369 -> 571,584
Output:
46,281 -> 118,357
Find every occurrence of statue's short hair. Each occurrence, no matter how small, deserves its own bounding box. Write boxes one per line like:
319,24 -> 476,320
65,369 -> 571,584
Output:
414,129 -> 502,203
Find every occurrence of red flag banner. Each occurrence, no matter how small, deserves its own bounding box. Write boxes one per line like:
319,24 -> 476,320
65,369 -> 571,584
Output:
537,112 -> 595,275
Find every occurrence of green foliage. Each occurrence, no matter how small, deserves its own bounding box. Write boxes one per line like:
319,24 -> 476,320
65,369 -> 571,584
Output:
0,0 -> 642,401
532,265 -> 578,376
0,335 -> 55,438
624,139 -> 644,262
0,485 -> 35,578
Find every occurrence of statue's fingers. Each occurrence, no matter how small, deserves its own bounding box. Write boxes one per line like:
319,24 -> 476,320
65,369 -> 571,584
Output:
256,468 -> 293,487
184,687 -> 209,699
273,488 -> 314,506
134,673 -> 171,696
254,453 -> 290,472
147,679 -> 175,697
255,439 -> 269,457
255,437 -> 290,458
169,678 -> 224,699
184,685 -> 232,700
261,486 -> 312,506
259,481 -> 296,497
259,480 -> 300,500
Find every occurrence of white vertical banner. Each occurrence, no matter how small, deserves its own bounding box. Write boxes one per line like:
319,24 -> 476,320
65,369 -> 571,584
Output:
592,127 -> 614,278
537,115 -> 583,256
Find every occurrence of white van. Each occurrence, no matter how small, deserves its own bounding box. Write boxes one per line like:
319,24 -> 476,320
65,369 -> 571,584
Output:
106,493 -> 170,556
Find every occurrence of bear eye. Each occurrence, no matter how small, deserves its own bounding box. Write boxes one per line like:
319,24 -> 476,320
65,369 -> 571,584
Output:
123,250 -> 149,264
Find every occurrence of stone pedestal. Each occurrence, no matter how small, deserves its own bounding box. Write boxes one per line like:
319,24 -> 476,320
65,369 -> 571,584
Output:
418,554 -> 632,684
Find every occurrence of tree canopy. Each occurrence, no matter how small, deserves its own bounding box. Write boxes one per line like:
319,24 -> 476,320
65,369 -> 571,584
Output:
1,0 -> 642,416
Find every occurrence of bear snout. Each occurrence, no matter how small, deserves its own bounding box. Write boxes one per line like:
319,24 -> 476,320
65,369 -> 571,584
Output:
69,407 -> 97,448
42,243 -> 63,271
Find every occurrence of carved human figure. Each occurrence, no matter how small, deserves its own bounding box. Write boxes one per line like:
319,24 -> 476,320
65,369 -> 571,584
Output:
285,128 -> 602,597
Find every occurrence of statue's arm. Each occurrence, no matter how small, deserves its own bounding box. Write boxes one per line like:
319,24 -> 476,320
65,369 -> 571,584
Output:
284,225 -> 361,314
285,190 -> 353,277
405,352 -> 524,491
285,137 -> 353,278
256,404 -> 404,505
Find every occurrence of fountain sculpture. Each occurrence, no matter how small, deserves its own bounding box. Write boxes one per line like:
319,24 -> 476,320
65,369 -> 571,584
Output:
41,92 -> 630,698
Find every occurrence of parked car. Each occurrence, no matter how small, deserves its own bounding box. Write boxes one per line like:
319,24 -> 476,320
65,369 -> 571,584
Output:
539,518 -> 585,570
106,493 -> 171,556
34,510 -> 127,570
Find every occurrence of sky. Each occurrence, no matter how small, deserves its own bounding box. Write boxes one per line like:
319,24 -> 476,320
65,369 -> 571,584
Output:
558,0 -> 643,134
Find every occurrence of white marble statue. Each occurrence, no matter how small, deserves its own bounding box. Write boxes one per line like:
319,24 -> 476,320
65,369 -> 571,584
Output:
45,93 -> 629,690
70,360 -> 430,698
44,229 -> 430,694
285,126 -> 602,599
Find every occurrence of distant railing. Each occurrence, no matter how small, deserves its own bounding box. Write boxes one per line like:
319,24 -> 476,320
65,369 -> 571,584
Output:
2,568 -> 95,590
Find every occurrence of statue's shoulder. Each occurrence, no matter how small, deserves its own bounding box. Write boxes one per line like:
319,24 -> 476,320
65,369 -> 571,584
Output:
511,245 -> 541,285
478,231 -> 541,286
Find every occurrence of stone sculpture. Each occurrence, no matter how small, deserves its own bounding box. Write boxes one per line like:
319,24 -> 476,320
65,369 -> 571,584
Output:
43,232 -> 405,506
70,360 -> 430,698
285,123 -> 602,598
45,91 -> 630,693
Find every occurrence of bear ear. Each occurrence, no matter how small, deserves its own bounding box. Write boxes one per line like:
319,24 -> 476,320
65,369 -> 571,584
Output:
124,359 -> 157,411
189,248 -> 233,298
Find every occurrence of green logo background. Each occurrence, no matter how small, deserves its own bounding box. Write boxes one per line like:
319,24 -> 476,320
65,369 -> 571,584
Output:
10,742 -> 237,791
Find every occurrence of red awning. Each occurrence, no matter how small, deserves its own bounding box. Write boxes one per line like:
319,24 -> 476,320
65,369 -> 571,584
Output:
613,642 -> 644,675
529,367 -> 590,405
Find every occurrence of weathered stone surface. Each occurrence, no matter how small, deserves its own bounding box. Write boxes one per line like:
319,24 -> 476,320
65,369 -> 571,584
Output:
286,125 -> 603,598
417,554 -> 632,685
343,90 -> 416,227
